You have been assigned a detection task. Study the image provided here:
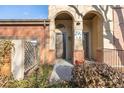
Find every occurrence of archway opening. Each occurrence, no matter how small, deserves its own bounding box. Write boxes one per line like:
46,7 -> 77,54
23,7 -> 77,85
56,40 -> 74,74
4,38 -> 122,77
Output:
55,12 -> 74,62
83,12 -> 103,61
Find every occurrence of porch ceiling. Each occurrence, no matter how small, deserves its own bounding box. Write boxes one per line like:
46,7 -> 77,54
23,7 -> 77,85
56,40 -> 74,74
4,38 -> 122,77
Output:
83,13 -> 96,20
55,13 -> 72,20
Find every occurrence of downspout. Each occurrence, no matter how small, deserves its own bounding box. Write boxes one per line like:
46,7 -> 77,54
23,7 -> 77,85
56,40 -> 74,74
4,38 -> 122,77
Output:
43,20 -> 46,64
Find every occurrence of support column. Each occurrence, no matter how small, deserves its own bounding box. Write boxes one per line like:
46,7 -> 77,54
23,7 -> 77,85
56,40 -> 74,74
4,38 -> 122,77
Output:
48,19 -> 56,63
73,21 -> 85,64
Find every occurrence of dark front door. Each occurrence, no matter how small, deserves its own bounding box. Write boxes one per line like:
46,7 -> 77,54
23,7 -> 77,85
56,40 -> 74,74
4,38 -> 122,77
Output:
83,32 -> 89,59
62,32 -> 66,59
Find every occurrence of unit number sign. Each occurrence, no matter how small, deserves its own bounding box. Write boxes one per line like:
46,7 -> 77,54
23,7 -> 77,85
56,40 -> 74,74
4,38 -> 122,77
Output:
74,30 -> 83,39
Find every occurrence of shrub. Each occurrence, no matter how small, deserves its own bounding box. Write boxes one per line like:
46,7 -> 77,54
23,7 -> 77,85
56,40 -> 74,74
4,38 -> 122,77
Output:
71,62 -> 124,88
37,64 -> 53,88
3,64 -> 53,88
0,40 -> 15,76
4,80 -> 31,88
46,81 -> 73,88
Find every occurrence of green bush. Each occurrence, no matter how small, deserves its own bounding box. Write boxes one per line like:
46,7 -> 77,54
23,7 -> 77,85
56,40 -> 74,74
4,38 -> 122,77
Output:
4,73 -> 36,88
37,64 -> 53,88
5,80 -> 31,88
3,64 -> 54,88
46,81 -> 73,88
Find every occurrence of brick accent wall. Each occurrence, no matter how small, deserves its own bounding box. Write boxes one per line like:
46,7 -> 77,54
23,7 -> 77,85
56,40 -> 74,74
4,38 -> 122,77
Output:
0,24 -> 51,64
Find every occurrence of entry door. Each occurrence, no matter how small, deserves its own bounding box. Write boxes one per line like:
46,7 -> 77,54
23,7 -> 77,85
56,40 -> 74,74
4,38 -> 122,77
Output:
83,32 -> 89,59
62,32 -> 66,59
56,33 -> 63,58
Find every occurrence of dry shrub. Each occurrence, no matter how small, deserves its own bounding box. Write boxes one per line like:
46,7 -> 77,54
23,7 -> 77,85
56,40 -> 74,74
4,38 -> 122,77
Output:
72,62 -> 124,88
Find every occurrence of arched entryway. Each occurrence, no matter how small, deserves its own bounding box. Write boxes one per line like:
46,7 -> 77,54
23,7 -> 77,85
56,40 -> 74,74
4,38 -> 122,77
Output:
55,12 -> 74,62
83,11 -> 103,61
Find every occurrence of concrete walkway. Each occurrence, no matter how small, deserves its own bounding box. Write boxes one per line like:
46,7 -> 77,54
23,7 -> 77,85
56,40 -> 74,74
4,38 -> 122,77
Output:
49,59 -> 74,83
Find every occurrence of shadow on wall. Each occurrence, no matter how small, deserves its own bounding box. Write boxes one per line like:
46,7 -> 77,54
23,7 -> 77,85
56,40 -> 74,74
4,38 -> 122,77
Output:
92,5 -> 124,65
68,5 -> 124,65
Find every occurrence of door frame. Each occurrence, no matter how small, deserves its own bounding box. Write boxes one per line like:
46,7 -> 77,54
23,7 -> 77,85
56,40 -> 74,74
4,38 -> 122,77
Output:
62,32 -> 67,59
83,32 -> 92,60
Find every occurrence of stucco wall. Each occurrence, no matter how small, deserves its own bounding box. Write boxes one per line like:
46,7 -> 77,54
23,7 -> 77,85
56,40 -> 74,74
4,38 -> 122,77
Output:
113,8 -> 124,50
92,16 -> 98,59
49,5 -> 116,49
83,20 -> 91,32
49,5 -> 84,63
103,7 -> 124,66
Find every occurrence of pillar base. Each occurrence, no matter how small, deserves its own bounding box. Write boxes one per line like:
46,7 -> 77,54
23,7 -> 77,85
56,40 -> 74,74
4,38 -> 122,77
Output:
73,50 -> 85,64
47,50 -> 56,64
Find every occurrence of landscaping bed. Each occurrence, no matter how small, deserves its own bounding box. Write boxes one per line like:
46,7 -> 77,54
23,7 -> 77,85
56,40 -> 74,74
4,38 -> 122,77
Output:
71,62 -> 124,88
1,64 -> 53,88
0,62 -> 124,88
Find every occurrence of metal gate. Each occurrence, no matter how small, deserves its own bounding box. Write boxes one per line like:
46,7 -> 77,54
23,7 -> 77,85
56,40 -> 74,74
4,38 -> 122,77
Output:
24,40 -> 38,72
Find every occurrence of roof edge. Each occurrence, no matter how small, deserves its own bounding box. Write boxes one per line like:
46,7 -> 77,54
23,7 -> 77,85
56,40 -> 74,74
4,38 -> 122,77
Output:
0,19 -> 50,25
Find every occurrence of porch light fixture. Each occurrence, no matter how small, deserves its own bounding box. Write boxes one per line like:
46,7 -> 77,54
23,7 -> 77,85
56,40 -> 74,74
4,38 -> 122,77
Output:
76,21 -> 80,25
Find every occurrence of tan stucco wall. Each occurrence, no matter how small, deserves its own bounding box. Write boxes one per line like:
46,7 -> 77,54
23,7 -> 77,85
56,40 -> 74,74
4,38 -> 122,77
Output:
48,5 -> 83,50
83,20 -> 91,32
48,5 -> 116,50
83,15 -> 103,60
48,5 -> 124,64
92,16 -> 98,59
49,5 -> 84,62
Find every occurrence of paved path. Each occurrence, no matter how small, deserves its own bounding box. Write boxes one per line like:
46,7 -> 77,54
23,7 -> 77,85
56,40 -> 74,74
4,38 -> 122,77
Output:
49,59 -> 74,83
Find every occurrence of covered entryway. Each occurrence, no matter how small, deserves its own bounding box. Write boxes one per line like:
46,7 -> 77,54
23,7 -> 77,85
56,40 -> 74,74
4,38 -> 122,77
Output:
83,11 -> 103,61
55,12 -> 74,62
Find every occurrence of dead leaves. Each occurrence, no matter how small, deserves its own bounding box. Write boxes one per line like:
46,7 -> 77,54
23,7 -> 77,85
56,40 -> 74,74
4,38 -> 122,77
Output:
71,62 -> 124,88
